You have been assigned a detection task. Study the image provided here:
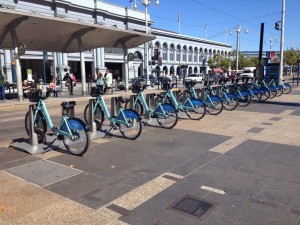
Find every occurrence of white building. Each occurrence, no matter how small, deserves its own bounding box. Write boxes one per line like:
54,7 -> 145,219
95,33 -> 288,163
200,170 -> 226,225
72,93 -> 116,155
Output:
0,0 -> 231,84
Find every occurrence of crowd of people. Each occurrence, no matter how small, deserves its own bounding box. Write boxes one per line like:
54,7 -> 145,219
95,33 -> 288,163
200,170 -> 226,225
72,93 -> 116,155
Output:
16,68 -> 113,100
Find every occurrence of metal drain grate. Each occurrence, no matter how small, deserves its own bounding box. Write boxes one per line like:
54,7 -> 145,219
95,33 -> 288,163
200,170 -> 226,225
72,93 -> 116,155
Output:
167,194 -> 217,220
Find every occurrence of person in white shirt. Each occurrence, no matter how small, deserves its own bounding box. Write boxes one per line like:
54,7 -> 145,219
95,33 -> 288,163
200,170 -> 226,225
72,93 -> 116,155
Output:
104,68 -> 113,94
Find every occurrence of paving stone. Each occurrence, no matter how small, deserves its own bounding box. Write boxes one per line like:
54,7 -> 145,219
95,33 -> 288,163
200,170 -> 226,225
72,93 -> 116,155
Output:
246,127 -> 264,133
6,160 -> 82,187
0,147 -> 36,168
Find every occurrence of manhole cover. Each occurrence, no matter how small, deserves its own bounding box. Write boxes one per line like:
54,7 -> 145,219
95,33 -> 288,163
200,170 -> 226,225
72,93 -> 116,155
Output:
167,194 -> 217,220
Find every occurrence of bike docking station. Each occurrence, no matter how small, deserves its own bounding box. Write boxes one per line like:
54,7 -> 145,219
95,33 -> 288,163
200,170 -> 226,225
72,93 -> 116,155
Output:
9,102 -> 75,155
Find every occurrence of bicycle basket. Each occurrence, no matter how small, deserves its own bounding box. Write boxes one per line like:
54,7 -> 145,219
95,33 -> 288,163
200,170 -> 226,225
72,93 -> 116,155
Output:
28,89 -> 42,102
131,84 -> 141,93
90,87 -> 100,97
162,83 -> 170,90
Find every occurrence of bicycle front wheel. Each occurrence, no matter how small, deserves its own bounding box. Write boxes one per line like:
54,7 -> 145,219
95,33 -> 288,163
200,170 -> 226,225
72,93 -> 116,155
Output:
125,98 -> 144,117
84,104 -> 104,131
269,87 -> 277,99
250,89 -> 261,103
237,93 -> 251,107
25,110 -> 47,143
118,109 -> 142,140
62,118 -> 89,156
260,88 -> 270,101
282,83 -> 292,94
185,99 -> 206,120
156,103 -> 178,129
222,93 -> 238,111
205,95 -> 223,115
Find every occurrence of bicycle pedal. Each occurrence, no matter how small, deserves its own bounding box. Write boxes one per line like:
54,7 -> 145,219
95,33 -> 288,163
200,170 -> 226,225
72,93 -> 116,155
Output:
57,135 -> 64,140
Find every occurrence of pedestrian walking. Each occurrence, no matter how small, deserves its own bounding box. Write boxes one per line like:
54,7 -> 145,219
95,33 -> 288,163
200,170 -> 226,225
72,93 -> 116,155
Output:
0,72 -> 6,101
63,73 -> 74,95
96,72 -> 104,93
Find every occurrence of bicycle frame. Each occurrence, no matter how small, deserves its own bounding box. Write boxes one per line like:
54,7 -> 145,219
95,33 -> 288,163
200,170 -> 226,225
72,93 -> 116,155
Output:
133,91 -> 169,118
33,100 -> 74,139
93,94 -> 130,126
164,89 -> 196,111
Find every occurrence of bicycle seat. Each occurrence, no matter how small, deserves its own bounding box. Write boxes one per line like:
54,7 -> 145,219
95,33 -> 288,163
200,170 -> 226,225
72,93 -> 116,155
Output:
61,101 -> 76,109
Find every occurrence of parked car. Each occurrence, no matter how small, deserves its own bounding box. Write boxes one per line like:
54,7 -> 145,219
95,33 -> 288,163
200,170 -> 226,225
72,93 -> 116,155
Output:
117,75 -> 157,90
184,73 -> 204,84
240,67 -> 256,78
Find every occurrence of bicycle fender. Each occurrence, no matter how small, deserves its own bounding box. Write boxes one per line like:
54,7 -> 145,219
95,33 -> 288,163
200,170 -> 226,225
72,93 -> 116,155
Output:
222,93 -> 236,99
188,99 -> 204,107
61,118 -> 89,132
251,89 -> 260,95
208,95 -> 221,102
240,91 -> 250,97
156,103 -> 176,113
119,109 -> 140,120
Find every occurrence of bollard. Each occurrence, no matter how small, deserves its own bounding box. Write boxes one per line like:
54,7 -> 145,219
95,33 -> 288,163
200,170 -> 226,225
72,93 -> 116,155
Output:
29,104 -> 38,146
88,99 -> 97,133
145,94 -> 151,119
110,97 -> 118,126
200,88 -> 205,101
130,95 -> 135,109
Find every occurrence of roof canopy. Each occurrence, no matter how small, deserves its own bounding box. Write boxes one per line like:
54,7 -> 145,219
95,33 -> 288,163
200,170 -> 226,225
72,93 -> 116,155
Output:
0,8 -> 155,53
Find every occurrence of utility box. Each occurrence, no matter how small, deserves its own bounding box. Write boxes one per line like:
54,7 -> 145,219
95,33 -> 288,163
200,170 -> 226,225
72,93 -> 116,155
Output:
264,63 -> 280,83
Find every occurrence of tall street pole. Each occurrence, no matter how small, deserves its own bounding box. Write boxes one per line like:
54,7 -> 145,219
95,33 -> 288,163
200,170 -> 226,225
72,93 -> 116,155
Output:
236,25 -> 241,74
279,0 -> 285,83
144,2 -> 150,85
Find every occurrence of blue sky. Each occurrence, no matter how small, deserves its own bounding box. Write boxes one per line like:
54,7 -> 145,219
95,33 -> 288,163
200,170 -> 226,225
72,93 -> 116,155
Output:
104,0 -> 299,52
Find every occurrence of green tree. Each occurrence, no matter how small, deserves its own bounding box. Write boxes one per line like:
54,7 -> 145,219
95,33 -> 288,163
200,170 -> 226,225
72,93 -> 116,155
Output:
284,48 -> 300,75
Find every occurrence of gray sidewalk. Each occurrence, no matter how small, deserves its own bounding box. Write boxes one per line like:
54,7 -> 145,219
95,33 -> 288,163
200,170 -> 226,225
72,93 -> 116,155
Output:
0,85 -> 300,225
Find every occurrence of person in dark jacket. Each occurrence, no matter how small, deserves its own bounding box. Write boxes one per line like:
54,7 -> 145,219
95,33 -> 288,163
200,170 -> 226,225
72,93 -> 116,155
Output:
63,73 -> 73,95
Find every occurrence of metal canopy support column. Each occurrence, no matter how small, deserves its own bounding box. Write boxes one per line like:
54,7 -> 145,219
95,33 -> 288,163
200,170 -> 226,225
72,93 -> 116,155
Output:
0,16 -> 28,101
63,27 -> 95,96
113,34 -> 138,92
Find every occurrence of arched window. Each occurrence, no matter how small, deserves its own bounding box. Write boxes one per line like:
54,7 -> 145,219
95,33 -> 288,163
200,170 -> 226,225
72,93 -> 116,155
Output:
176,45 -> 181,62
162,43 -> 168,61
169,44 -> 175,61
188,46 -> 193,62
194,47 -> 198,62
182,45 -> 187,62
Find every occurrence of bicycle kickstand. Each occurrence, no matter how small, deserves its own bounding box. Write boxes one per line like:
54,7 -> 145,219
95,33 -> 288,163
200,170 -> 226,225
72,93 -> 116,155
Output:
43,137 -> 58,153
103,125 -> 118,138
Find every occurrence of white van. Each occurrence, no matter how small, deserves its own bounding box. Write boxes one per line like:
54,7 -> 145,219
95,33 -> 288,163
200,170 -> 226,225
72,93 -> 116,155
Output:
240,67 -> 256,78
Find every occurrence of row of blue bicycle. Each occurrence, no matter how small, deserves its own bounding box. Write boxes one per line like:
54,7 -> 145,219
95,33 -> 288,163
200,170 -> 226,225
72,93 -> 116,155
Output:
24,77 -> 291,156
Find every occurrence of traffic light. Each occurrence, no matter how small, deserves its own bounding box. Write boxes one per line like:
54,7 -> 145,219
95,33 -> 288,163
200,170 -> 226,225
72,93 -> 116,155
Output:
275,22 -> 280,30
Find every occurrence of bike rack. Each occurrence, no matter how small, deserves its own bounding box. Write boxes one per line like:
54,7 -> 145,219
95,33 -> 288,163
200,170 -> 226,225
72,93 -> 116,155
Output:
9,105 -> 46,155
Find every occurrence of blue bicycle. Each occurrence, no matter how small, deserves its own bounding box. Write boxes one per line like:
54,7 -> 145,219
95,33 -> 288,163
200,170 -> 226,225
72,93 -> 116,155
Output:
25,90 -> 89,156
154,82 -> 206,120
84,91 -> 142,140
124,83 -> 178,129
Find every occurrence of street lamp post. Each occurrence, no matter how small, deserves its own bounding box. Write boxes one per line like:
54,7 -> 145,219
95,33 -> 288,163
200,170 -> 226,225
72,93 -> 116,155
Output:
232,25 -> 248,74
132,0 -> 159,86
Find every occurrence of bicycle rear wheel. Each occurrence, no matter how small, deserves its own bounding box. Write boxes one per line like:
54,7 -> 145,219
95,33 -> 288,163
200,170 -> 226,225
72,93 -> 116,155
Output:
25,110 -> 47,143
205,95 -> 223,115
118,109 -> 142,140
222,93 -> 238,111
62,118 -> 89,156
185,99 -> 206,120
156,103 -> 178,129
84,104 -> 104,130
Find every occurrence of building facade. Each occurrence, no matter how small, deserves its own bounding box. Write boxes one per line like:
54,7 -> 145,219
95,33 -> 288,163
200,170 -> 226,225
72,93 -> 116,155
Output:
0,0 -> 231,84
